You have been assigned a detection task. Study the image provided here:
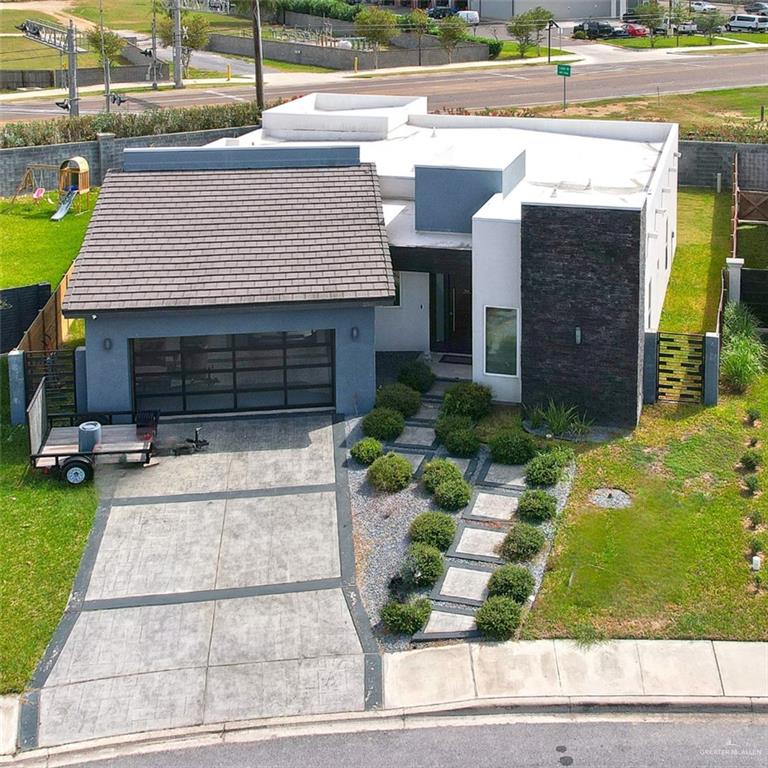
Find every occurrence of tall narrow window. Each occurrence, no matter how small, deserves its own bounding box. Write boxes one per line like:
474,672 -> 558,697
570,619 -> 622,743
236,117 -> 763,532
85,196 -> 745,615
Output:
485,307 -> 518,376
393,271 -> 401,307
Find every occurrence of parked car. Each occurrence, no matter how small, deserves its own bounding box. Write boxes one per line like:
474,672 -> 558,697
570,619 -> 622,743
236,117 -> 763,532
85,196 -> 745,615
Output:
610,25 -> 630,37
744,2 -> 768,13
427,6 -> 456,18
624,22 -> 648,36
622,9 -> 643,22
725,13 -> 768,30
456,9 -> 480,24
573,20 -> 616,38
671,19 -> 698,34
690,1 -> 717,12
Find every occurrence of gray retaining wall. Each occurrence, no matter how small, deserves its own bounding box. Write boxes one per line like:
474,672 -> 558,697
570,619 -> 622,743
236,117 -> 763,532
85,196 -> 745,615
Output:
0,125 -> 258,197
679,140 -> 768,190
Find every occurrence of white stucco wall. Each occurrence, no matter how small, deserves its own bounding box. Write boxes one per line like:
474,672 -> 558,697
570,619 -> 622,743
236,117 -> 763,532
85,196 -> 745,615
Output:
375,270 -> 430,352
471,200 -> 522,404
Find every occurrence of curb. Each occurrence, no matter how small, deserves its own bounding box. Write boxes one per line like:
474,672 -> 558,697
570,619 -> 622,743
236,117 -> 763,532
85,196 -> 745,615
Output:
2,695 -> 767,766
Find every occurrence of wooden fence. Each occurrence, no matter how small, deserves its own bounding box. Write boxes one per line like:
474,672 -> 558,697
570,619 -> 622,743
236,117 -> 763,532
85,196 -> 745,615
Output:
16,264 -> 76,352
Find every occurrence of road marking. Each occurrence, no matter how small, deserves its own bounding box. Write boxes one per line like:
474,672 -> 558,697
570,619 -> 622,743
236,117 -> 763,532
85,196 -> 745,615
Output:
205,89 -> 246,102
496,73 -> 530,80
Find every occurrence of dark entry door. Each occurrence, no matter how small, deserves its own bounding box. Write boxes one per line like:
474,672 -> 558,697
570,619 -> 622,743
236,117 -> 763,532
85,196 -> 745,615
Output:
430,270 -> 472,354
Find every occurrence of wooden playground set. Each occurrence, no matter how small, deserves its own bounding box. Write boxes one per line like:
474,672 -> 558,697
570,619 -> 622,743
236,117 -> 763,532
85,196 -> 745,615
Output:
11,156 -> 92,220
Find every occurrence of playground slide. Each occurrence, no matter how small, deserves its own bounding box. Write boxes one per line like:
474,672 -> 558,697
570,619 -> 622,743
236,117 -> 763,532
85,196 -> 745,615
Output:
50,189 -> 77,222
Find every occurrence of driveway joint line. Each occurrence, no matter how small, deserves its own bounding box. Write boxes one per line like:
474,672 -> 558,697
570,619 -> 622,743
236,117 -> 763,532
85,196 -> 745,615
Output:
80,578 -> 344,611
109,483 -> 338,507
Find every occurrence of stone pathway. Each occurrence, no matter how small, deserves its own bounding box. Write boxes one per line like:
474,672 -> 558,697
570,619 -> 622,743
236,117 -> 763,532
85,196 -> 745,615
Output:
21,414 -> 377,750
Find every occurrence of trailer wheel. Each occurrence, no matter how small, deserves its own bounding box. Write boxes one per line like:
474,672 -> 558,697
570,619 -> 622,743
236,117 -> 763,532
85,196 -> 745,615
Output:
61,457 -> 94,486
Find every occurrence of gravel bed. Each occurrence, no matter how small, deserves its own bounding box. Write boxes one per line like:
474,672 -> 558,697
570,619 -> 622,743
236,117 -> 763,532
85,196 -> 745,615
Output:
589,487 -> 632,508
522,420 -> 630,444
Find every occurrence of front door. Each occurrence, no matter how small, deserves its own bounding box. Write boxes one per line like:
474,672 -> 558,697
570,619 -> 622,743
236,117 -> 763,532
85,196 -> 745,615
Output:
430,270 -> 472,354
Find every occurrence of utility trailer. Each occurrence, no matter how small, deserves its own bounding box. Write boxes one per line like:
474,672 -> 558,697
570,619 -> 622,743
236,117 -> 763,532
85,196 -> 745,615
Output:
27,378 -> 157,486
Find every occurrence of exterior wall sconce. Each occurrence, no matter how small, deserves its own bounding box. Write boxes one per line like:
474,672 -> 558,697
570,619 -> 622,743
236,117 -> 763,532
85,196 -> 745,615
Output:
103,338 -> 112,351
575,327 -> 582,345
350,326 -> 359,340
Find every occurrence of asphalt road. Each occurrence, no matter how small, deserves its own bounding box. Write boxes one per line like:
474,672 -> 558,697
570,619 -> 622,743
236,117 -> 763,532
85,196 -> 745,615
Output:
1,51 -> 765,121
81,715 -> 768,768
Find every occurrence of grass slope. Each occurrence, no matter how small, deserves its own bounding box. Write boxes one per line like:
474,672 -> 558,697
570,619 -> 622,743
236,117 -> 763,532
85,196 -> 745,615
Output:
0,196 -> 95,290
602,34 -> 738,48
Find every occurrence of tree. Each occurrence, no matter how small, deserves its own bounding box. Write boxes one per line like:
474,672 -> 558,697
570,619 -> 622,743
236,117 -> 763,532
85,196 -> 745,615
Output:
528,6 -> 554,56
86,27 -> 124,66
159,12 -> 210,76
355,6 -> 398,68
695,10 -> 726,45
668,0 -> 692,45
408,8 -> 431,66
632,1 -> 665,47
437,14 -> 468,63
506,11 -> 536,58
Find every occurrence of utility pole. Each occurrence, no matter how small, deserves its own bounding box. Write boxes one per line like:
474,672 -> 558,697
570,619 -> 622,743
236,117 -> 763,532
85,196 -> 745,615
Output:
98,0 -> 111,112
151,1 -> 159,90
251,0 -> 264,110
173,0 -> 184,88
67,20 -> 80,117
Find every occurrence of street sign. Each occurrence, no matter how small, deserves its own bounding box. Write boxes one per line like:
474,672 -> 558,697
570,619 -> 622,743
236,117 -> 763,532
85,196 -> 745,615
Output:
556,64 -> 571,77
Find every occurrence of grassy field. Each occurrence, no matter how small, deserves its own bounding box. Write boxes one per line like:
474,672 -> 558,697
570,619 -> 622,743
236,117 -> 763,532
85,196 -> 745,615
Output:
721,31 -> 768,43
498,41 -> 569,59
533,86 -> 768,131
738,223 -> 768,268
602,34 -> 738,48
0,9 -> 60,34
0,196 -> 95,290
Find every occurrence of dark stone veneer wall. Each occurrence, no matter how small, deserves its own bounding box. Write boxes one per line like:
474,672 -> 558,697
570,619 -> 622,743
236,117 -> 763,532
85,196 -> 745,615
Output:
520,205 -> 645,427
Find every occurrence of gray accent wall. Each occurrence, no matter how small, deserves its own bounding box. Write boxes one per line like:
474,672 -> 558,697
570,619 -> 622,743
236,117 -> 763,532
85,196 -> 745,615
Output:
81,304 -> 377,416
520,204 -> 645,427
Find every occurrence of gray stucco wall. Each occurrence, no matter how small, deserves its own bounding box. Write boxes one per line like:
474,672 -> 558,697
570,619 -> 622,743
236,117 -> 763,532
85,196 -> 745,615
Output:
678,141 -> 768,190
80,304 -> 377,416
520,204 -> 645,427
467,0 -> 614,19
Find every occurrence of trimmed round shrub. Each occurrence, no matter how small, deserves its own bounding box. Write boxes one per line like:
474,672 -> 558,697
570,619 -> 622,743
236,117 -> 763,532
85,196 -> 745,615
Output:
525,453 -> 563,487
398,360 -> 436,394
741,449 -> 762,471
381,598 -> 431,635
362,407 -> 405,441
403,542 -> 444,587
442,382 -> 493,421
489,431 -> 536,465
475,596 -> 522,640
444,428 -> 481,458
409,511 -> 457,551
487,564 -> 535,603
350,437 -> 383,466
435,413 -> 473,444
500,523 -> 545,562
367,452 -> 413,492
518,489 -> 557,522
422,458 -> 464,493
434,477 -> 472,511
375,382 -> 421,418
473,35 -> 502,59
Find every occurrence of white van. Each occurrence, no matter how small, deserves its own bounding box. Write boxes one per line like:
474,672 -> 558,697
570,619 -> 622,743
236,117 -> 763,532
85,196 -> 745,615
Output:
457,10 -> 480,25
725,13 -> 768,31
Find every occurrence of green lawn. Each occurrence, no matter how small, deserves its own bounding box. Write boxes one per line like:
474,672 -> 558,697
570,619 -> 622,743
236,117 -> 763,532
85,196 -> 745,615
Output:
721,31 -> 768,44
498,41 -> 568,59
0,355 -> 98,694
0,196 -> 95,290
659,189 -> 730,334
601,34 -> 738,48
738,223 -> 768,268
0,9 -> 60,35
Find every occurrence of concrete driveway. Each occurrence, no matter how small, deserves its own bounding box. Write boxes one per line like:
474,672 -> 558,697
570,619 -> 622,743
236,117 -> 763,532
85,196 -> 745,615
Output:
23,414 -> 376,749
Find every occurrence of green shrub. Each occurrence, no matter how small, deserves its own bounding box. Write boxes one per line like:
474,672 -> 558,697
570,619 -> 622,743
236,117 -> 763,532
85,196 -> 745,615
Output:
279,0 -> 361,22
409,511 -> 457,551
442,382 -> 493,420
723,301 -> 761,344
489,431 -> 536,465
749,509 -> 764,528
517,489 -> 557,522
472,35 -> 503,58
525,453 -> 564,486
573,30 -> 587,39
381,598 -> 431,635
350,437 -> 383,466
435,413 -> 473,444
422,458 -> 464,493
487,564 -> 535,603
403,543 -> 444,587
362,407 -> 405,441
500,523 -> 545,561
749,535 -> 765,555
375,382 -> 422,418
721,336 -> 766,393
742,449 -> 762,471
747,407 -> 762,425
745,474 -> 760,496
445,428 -> 481,457
532,400 -> 592,437
397,360 -> 436,393
367,452 -> 413,492
475,596 -> 522,639
434,477 -> 472,510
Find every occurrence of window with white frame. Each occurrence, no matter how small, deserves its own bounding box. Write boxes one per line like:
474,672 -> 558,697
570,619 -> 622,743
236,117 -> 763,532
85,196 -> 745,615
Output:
485,307 -> 518,376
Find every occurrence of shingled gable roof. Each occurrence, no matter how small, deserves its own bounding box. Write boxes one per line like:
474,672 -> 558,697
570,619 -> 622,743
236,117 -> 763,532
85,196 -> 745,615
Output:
63,163 -> 394,315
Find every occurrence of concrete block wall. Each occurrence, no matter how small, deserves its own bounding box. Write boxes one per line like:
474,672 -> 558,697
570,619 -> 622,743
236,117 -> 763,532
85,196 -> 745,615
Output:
678,140 -> 768,191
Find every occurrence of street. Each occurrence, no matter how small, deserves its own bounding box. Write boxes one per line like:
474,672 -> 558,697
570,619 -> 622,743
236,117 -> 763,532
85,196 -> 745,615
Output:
77,715 -> 768,768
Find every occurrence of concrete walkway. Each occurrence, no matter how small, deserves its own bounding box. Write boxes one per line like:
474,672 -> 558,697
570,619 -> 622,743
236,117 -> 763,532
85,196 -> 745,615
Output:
382,640 -> 768,710
20,414 -> 376,750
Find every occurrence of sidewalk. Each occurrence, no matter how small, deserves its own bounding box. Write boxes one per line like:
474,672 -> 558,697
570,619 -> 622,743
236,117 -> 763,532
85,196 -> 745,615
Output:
383,639 -> 768,709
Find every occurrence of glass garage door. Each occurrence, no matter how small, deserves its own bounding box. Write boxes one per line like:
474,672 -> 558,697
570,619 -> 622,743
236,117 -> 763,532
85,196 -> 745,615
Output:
132,331 -> 335,414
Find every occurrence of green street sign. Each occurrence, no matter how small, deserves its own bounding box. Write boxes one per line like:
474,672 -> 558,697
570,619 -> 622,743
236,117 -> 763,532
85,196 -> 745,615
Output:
557,64 -> 571,77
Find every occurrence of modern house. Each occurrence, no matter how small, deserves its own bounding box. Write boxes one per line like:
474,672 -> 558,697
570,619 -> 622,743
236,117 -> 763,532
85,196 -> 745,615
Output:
63,93 -> 678,427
